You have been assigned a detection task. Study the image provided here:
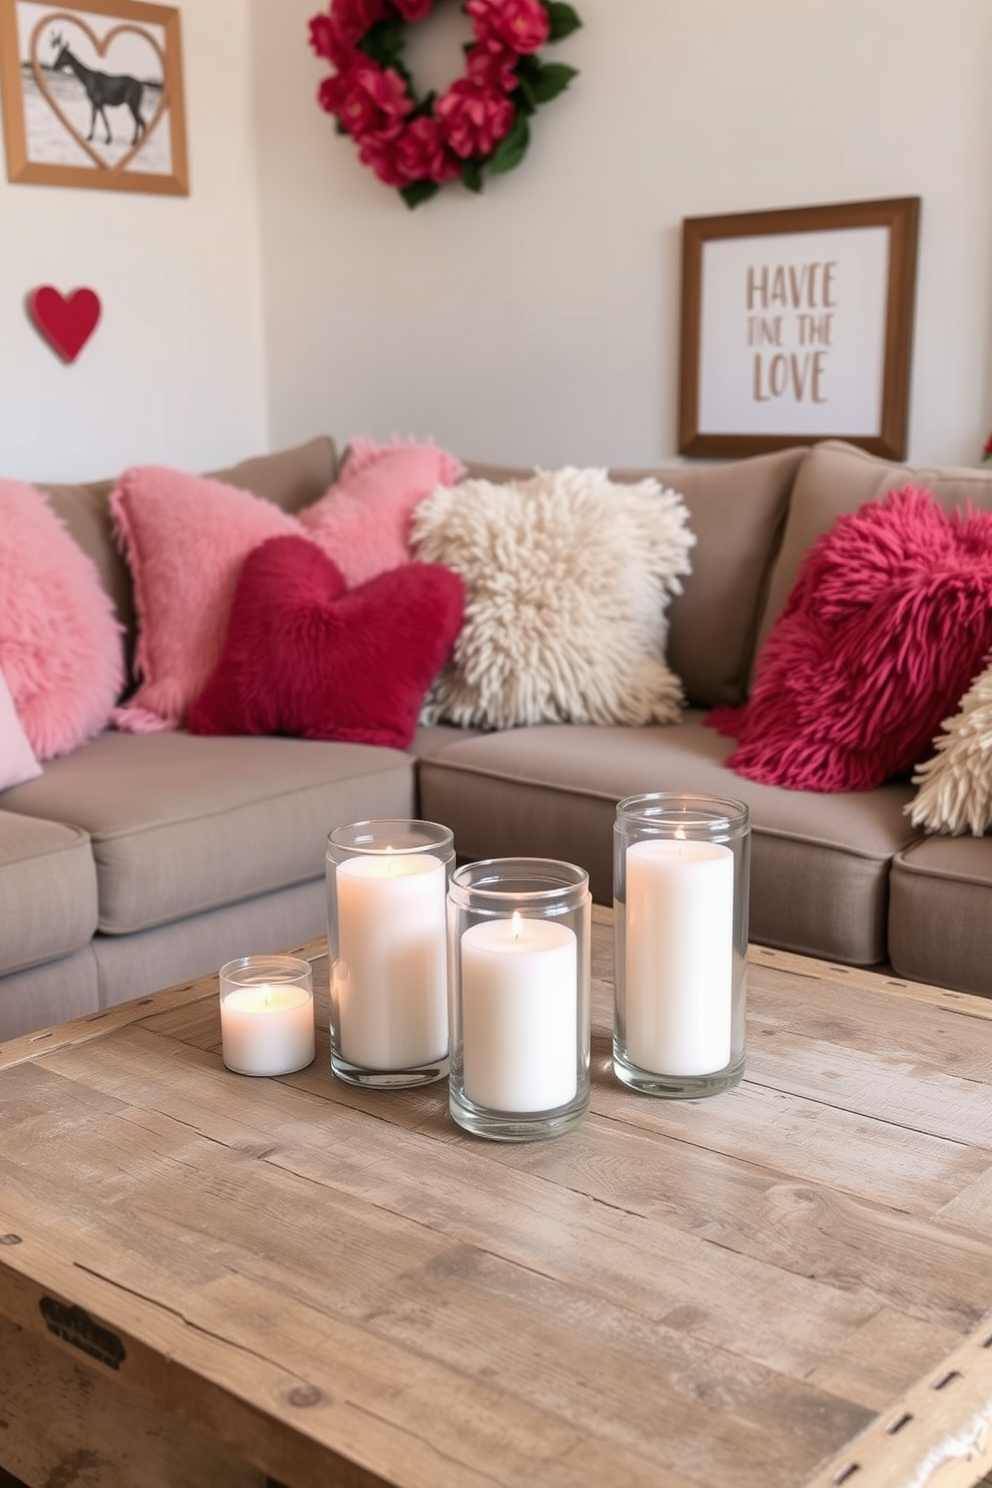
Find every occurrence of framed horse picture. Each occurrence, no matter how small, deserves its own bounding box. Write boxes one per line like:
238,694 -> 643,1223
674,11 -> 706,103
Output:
0,0 -> 188,194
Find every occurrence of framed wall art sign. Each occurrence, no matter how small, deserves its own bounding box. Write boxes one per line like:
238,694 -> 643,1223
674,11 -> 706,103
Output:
677,197 -> 920,459
0,0 -> 188,195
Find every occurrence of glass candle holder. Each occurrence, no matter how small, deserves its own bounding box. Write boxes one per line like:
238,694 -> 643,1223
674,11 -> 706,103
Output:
219,955 -> 315,1076
326,819 -> 455,1088
447,858 -> 591,1142
613,793 -> 750,1098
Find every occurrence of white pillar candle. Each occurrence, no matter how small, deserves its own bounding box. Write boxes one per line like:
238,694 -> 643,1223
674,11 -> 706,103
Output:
335,852 -> 447,1069
461,912 -> 577,1113
625,838 -> 734,1076
220,983 -> 315,1076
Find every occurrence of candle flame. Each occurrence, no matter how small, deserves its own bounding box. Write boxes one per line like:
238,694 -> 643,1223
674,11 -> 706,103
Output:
511,911 -> 523,940
675,827 -> 687,840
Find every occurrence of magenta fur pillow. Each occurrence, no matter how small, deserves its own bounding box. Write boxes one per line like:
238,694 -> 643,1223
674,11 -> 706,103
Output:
187,536 -> 465,749
110,466 -> 303,732
708,487 -> 992,792
298,436 -> 465,587
0,479 -> 123,759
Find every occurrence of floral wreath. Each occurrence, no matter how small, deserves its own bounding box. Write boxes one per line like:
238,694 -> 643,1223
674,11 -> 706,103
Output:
308,0 -> 582,209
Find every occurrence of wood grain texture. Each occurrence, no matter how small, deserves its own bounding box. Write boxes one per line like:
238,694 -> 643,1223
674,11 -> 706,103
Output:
0,913 -> 989,1488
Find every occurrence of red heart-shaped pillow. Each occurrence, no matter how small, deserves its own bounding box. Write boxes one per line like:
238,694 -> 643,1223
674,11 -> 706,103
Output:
186,536 -> 464,748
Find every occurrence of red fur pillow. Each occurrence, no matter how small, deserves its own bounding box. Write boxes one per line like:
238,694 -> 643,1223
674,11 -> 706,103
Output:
186,537 -> 465,749
708,487 -> 992,792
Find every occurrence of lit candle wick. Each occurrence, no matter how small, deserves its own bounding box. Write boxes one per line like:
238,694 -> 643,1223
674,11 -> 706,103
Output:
511,910 -> 523,940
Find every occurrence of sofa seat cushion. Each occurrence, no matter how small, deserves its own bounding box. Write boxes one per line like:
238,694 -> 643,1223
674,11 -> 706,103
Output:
1,730 -> 415,935
416,713 -> 919,966
0,809 -> 97,974
889,837 -> 992,996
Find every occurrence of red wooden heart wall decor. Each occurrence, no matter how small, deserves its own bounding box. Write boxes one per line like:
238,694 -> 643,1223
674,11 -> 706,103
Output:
27,286 -> 102,363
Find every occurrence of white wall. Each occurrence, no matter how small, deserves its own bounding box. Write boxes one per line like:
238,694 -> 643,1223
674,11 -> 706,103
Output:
0,0 -> 268,482
252,0 -> 992,469
3,2 -> 989,482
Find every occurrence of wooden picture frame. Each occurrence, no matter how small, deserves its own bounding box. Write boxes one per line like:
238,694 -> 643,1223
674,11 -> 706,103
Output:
0,0 -> 188,195
677,197 -> 919,459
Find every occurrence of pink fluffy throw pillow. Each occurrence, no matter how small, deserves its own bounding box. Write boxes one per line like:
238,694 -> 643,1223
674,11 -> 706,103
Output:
0,479 -> 123,759
298,436 -> 465,587
708,487 -> 992,792
110,466 -> 303,732
186,536 -> 465,749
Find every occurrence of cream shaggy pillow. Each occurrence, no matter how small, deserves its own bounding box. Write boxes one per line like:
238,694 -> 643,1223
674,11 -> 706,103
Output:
410,466 -> 695,729
907,655 -> 992,835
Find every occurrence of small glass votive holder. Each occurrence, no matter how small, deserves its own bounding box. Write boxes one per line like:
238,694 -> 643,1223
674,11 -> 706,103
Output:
219,954 -> 315,1076
447,858 -> 591,1142
613,793 -> 750,1098
326,819 -> 455,1088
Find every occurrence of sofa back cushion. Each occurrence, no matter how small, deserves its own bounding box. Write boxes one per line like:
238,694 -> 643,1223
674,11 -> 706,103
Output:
461,450 -> 802,710
609,448 -> 804,708
38,436 -> 338,683
756,439 -> 992,658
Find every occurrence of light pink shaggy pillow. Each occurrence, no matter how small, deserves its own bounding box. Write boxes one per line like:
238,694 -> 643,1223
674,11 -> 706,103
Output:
0,479 -> 123,759
110,466 -> 302,732
299,436 -> 465,587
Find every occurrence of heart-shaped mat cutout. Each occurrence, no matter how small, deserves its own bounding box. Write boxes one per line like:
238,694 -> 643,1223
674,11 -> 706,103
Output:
27,286 -> 102,363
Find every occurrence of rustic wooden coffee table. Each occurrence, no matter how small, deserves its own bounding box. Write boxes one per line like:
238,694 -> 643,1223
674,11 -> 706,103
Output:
1,908 -> 991,1488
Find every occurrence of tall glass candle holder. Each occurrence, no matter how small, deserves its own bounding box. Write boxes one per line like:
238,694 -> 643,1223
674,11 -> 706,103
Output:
326,819 -> 455,1088
613,793 -> 750,1098
447,858 -> 591,1142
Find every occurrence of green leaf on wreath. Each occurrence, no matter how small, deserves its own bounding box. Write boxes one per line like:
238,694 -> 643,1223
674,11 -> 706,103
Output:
489,112 -> 530,175
400,180 -> 440,210
359,18 -> 406,67
528,62 -> 578,104
461,159 -> 484,193
512,77 -> 538,114
515,54 -> 544,83
544,2 -> 583,41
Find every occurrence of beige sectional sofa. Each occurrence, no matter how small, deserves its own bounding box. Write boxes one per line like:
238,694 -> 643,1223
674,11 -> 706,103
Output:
1,434 -> 990,1042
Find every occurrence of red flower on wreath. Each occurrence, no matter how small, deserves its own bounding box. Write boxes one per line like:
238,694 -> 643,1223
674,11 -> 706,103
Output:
308,0 -> 582,208
465,0 -> 549,53
435,80 -> 514,158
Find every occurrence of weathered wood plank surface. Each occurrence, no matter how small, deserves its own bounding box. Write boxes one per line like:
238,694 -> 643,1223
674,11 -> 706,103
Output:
0,911 -> 990,1488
